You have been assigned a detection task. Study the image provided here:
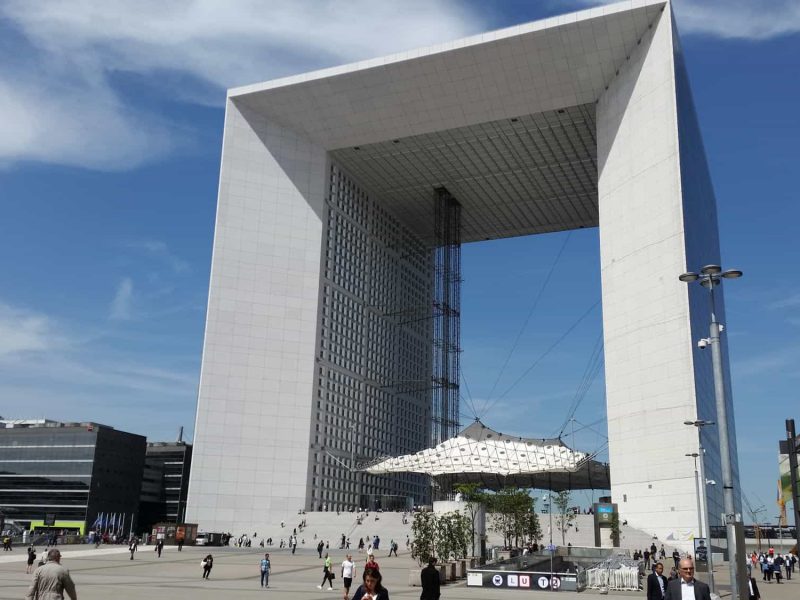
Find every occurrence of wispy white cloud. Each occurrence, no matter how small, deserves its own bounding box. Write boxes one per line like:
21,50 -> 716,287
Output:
671,0 -> 800,40
573,0 -> 800,40
0,0 -> 483,170
0,299 -> 199,427
2,0 -> 794,171
109,278 -> 134,320
124,239 -> 191,274
0,303 -> 59,357
733,347 -> 800,378
768,292 -> 800,310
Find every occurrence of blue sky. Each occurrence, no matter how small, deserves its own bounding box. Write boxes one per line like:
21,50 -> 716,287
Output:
1,1 -> 798,519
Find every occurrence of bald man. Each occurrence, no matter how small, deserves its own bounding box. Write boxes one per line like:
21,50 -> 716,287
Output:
664,558 -> 711,600
26,549 -> 77,600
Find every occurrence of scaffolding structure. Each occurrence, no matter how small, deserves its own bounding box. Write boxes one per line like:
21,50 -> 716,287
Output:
431,187 -> 462,446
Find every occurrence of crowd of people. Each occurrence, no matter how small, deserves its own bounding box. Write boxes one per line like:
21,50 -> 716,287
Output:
313,550 -> 391,599
750,548 -> 796,582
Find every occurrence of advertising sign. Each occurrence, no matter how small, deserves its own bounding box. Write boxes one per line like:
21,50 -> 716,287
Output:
469,572 -> 566,590
596,504 -> 614,523
694,538 -> 709,567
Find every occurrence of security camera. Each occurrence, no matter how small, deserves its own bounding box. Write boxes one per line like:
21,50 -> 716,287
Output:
697,339 -> 709,350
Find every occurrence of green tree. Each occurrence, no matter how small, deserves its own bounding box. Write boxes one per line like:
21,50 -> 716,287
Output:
435,510 -> 471,560
411,510 -> 472,565
411,511 -> 437,565
522,505 -> 542,545
487,488 -> 536,548
610,511 -> 621,547
553,490 -> 576,546
454,482 -> 486,557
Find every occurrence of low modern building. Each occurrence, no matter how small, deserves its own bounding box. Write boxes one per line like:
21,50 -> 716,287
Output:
188,0 -> 742,545
0,419 -> 146,534
138,441 -> 193,531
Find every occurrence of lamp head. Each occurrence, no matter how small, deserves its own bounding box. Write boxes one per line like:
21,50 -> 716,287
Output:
701,264 -> 722,275
679,272 -> 699,283
722,269 -> 742,279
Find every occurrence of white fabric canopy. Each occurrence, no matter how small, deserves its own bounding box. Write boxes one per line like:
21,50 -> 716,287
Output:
364,420 -> 588,477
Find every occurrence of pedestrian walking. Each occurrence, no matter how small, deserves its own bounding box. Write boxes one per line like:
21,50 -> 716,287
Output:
318,553 -> 335,590
26,549 -> 77,600
128,538 -> 138,560
665,558 -> 711,600
260,553 -> 271,588
365,553 -> 379,571
420,557 -> 441,600
26,546 -> 37,574
647,562 -> 668,600
747,575 -> 761,600
155,538 -> 164,558
201,554 -> 213,579
342,554 -> 356,599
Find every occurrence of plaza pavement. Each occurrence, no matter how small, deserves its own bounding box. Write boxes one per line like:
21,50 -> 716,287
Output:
0,544 -> 797,600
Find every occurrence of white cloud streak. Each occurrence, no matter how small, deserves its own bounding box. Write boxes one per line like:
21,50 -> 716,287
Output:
0,299 -> 199,425
671,0 -> 800,40
0,303 -> 58,357
124,239 -> 191,274
572,0 -> 800,40
732,346 -> 800,378
109,278 -> 134,320
0,0 -> 482,170
1,1 -> 795,171
768,293 -> 800,310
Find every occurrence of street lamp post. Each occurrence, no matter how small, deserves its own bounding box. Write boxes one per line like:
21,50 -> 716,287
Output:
686,453 -> 705,535
543,494 -> 554,591
685,437 -> 715,594
679,264 -> 743,600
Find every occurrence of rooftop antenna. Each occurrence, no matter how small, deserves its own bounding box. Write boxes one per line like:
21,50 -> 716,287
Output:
177,426 -> 184,443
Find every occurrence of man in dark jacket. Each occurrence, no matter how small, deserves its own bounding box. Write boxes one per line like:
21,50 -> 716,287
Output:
647,562 -> 668,600
747,575 -> 760,600
665,558 -> 711,600
420,557 -> 441,600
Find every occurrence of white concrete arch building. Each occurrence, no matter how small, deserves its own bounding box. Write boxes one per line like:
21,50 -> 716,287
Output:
187,0 -> 741,548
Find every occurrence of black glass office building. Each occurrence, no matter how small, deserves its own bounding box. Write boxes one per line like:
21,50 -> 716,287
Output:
138,441 -> 192,530
0,420 -> 146,533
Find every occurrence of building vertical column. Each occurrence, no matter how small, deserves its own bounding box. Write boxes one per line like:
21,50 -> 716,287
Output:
597,4 -> 701,545
187,99 -> 327,531
432,187 -> 461,448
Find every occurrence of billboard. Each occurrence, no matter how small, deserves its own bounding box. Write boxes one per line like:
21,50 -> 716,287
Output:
778,452 -> 797,523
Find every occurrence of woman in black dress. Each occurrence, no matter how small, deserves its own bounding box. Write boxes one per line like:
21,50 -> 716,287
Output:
202,554 -> 213,579
26,546 -> 36,574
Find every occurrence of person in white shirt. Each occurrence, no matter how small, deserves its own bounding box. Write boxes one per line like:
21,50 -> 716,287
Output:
342,554 -> 356,599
